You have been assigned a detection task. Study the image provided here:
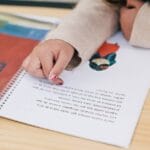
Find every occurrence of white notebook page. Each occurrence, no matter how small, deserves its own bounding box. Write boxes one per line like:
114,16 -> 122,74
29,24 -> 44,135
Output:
0,33 -> 150,148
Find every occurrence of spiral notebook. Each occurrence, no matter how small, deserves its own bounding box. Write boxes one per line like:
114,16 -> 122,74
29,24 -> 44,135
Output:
0,33 -> 150,148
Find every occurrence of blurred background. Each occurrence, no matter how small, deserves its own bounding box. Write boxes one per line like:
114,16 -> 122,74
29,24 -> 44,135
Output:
0,0 -> 80,8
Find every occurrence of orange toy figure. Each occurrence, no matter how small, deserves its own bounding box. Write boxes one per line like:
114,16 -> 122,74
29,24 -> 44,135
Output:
89,42 -> 120,71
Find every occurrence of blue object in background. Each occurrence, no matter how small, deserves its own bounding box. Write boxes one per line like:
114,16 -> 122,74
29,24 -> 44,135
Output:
0,23 -> 49,40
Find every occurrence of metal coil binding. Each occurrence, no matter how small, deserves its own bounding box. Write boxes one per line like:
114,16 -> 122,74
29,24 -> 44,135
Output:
0,67 -> 25,110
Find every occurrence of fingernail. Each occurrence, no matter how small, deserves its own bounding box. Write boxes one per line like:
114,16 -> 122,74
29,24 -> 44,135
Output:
49,74 -> 57,80
49,74 -> 64,85
51,77 -> 64,85
55,78 -> 64,85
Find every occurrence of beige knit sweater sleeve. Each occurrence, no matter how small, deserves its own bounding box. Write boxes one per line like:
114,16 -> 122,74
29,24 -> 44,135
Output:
45,0 -> 119,62
129,3 -> 150,49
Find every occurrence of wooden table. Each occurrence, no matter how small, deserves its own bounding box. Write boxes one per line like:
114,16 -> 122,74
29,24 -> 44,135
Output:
0,5 -> 150,150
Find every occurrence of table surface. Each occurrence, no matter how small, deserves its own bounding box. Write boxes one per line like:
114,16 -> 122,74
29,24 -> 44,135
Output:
0,5 -> 150,150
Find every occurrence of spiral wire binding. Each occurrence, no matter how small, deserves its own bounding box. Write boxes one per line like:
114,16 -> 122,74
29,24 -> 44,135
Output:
0,67 -> 26,110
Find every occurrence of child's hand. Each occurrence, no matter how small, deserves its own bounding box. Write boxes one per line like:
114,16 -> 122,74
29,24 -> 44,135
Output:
22,39 -> 74,85
120,0 -> 144,40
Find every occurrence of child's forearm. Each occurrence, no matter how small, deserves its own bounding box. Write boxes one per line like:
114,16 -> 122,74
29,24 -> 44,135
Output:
45,0 -> 119,64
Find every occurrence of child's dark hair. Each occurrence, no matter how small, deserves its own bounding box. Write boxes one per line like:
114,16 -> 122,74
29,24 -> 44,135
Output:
106,0 -> 150,6
141,0 -> 150,2
120,0 -> 150,5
